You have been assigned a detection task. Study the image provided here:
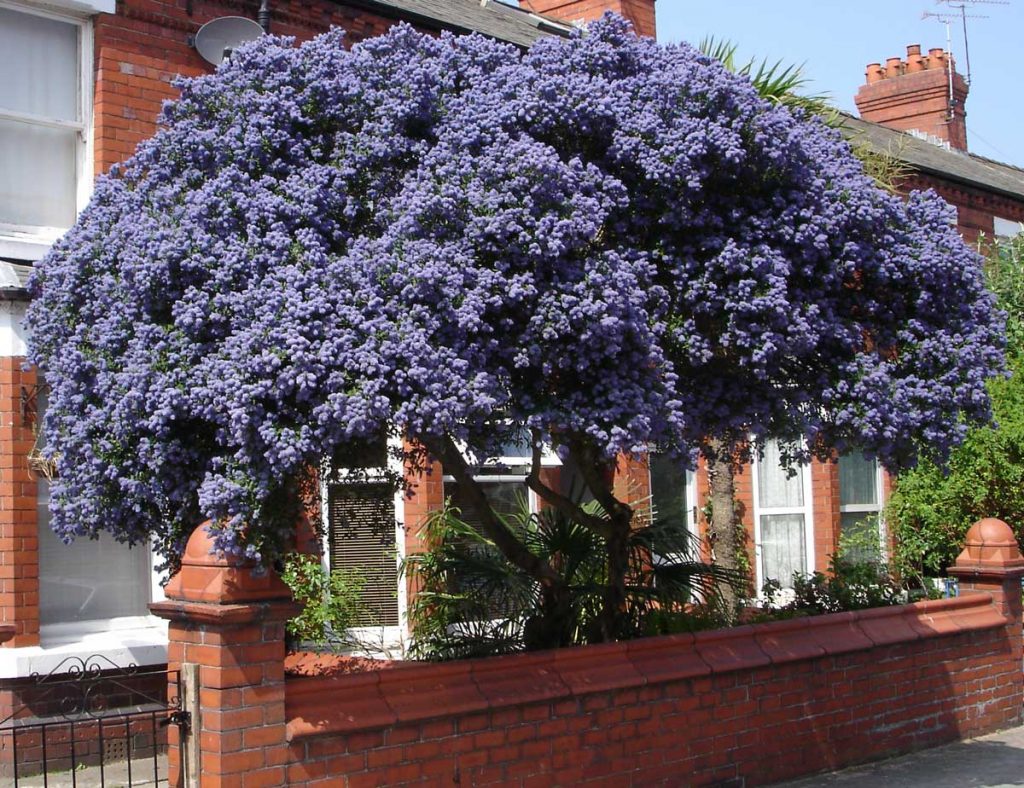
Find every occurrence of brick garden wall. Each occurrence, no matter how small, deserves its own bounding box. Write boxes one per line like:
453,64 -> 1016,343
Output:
284,594 -> 1020,787
151,513 -> 1023,788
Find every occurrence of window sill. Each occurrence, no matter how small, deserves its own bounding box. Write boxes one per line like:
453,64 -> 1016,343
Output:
14,0 -> 114,17
0,616 -> 168,679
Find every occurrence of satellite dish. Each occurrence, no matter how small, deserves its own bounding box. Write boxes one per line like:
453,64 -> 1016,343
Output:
194,16 -> 264,66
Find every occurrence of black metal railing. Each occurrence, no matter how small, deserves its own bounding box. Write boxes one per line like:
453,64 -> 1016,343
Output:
0,655 -> 185,787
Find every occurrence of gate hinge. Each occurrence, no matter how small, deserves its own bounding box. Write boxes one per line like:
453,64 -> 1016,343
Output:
162,710 -> 192,732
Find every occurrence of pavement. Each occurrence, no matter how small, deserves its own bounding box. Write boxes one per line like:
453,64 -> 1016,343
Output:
15,755 -> 165,787
775,724 -> 1024,787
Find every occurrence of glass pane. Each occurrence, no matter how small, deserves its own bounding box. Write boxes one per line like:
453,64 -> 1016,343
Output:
761,514 -> 806,587
649,453 -> 694,533
839,453 -> 879,507
38,483 -> 150,625
330,431 -> 388,471
448,480 -> 527,530
0,8 -> 79,121
757,440 -> 804,509
840,512 -> 882,563
0,119 -> 78,228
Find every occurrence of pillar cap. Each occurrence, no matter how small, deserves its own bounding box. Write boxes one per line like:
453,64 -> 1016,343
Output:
163,521 -> 293,604
950,518 -> 1024,574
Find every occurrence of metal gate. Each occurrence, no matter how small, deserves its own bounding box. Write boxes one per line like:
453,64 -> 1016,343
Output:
0,655 -> 187,787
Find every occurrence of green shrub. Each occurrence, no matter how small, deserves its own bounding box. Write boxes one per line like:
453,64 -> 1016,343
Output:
761,531 -> 903,616
281,553 -> 366,652
887,235 -> 1024,582
404,496 -> 740,661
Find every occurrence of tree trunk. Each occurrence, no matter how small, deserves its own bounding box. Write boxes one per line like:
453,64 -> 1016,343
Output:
706,437 -> 744,616
596,510 -> 631,642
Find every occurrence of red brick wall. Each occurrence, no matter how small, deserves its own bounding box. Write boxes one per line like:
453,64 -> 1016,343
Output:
91,0 -> 418,176
900,173 -> 1024,246
285,592 -> 1021,786
521,0 -> 656,37
0,359 -> 39,648
401,442 -> 444,605
811,458 -> 840,574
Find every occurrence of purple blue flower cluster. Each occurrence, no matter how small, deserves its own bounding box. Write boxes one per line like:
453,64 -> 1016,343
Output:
26,16 -> 1004,563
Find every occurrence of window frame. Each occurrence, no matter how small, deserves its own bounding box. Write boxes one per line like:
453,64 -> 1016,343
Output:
319,435 -> 408,645
837,452 -> 887,560
34,390 -> 164,643
750,440 -> 815,593
0,0 -> 94,261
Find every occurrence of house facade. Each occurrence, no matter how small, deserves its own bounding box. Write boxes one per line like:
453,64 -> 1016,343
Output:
2,0 -> 1024,745
0,0 -> 662,742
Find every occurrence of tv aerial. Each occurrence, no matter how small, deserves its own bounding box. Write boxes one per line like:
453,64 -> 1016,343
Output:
192,15 -> 265,66
922,0 -> 1009,86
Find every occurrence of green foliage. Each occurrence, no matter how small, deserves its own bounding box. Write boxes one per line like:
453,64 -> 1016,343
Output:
761,533 -> 902,615
888,235 -> 1024,580
404,497 -> 741,661
698,36 -> 832,116
281,553 -> 367,652
700,36 -> 905,196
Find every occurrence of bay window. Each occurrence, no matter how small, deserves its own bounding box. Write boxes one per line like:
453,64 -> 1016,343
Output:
752,439 -> 813,590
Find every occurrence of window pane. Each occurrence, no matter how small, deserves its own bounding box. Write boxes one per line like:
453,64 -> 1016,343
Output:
0,119 -> 78,228
649,453 -> 693,533
840,512 -> 882,563
757,440 -> 804,509
839,453 -> 878,507
761,514 -> 806,587
0,8 -> 79,121
448,480 -> 527,530
327,482 -> 399,627
38,483 -> 150,625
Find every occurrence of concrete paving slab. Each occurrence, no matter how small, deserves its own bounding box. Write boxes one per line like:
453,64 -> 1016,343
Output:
774,725 -> 1024,787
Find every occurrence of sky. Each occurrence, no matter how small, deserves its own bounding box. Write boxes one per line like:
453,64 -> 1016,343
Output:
657,1 -> 1024,169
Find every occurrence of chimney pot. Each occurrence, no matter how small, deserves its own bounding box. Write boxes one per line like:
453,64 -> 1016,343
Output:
855,43 -> 969,152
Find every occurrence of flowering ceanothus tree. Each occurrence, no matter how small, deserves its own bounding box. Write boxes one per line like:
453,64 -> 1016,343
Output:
27,16 -> 1003,637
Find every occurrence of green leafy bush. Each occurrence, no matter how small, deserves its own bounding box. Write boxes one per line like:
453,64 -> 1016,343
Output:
404,497 -> 741,661
887,235 -> 1024,581
761,530 -> 903,616
281,553 -> 366,652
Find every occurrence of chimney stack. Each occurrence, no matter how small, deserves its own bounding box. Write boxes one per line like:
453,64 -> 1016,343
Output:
520,1 -> 656,38
854,43 -> 969,151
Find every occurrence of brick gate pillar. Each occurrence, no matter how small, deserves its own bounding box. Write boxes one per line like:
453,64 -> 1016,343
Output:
150,523 -> 297,788
947,517 -> 1024,729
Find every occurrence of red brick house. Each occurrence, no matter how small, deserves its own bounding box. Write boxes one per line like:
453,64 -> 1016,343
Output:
0,0 -> 660,744
688,44 -> 1024,595
1,0 -> 1023,747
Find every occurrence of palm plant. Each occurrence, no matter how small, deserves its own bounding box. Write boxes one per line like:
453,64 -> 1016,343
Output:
404,494 -> 741,661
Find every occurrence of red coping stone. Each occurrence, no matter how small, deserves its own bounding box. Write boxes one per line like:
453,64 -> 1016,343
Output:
854,606 -> 920,647
470,650 -> 569,707
751,618 -> 827,664
692,626 -> 771,673
553,641 -> 645,695
906,596 -> 1006,637
377,660 -> 487,724
625,633 -> 711,684
286,671 -> 396,738
803,611 -> 874,655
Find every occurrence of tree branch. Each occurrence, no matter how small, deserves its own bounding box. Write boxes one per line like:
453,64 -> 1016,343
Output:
524,429 -> 612,540
566,436 -> 634,528
425,434 -> 562,589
